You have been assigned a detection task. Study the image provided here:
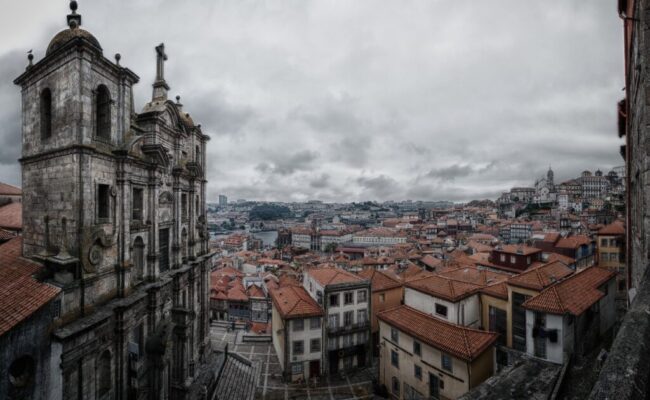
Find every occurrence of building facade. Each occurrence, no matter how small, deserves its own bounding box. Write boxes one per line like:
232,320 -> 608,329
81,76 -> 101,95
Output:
9,3 -> 216,399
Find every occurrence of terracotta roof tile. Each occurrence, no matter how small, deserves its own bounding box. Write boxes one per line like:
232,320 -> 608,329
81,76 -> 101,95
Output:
270,285 -> 323,319
523,267 -> 615,316
405,274 -> 481,302
598,221 -> 625,235
0,237 -> 60,336
307,267 -> 367,286
496,245 -> 541,256
378,305 -> 498,361
0,182 -> 21,196
508,261 -> 574,291
555,235 -> 592,249
357,268 -> 402,292
0,202 -> 22,230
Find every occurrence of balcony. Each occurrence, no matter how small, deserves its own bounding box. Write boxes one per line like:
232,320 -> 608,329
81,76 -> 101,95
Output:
326,320 -> 369,336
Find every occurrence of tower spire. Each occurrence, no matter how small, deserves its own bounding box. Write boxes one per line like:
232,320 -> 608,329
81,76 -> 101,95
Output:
152,43 -> 170,101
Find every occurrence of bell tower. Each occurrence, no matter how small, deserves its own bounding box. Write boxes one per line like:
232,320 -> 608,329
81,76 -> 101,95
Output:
14,1 -> 139,311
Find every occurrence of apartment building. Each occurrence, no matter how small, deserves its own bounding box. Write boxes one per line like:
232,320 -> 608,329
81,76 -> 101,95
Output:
270,285 -> 324,382
378,306 -> 498,399
303,267 -> 372,374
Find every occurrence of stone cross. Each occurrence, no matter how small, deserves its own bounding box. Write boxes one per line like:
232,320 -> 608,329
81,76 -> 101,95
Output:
155,43 -> 167,82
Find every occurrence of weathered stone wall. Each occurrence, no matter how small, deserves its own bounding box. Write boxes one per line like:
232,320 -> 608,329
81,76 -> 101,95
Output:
0,298 -> 59,400
627,0 -> 650,290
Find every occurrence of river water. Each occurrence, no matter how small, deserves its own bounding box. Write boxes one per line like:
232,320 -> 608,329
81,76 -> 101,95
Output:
211,229 -> 279,248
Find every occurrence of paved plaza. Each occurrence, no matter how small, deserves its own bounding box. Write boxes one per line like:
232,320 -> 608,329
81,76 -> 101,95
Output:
210,323 -> 377,400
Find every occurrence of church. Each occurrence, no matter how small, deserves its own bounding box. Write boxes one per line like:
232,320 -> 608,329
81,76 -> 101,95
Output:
2,1 -> 236,399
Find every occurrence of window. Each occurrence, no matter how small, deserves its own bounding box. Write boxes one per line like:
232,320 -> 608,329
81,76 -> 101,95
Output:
97,184 -> 110,220
182,194 -> 188,220
344,311 -> 354,325
441,353 -> 452,372
391,327 -> 399,343
293,319 -> 304,332
132,187 -> 143,221
310,338 -> 321,353
414,364 -> 422,380
310,317 -> 321,330
379,293 -> 385,303
342,334 -> 351,347
195,197 -> 200,216
413,341 -> 421,356
357,309 -> 367,324
328,337 -> 337,350
392,377 -> 400,396
329,294 -> 339,307
357,290 -> 367,303
96,85 -> 111,140
510,256 -> 516,264
40,88 -> 52,139
391,350 -> 399,368
291,362 -> 303,375
328,313 -> 339,329
97,350 -> 111,397
500,254 -> 506,262
133,236 -> 145,281
292,340 -> 304,355
8,355 -> 35,388
344,292 -> 354,305
435,303 -> 448,318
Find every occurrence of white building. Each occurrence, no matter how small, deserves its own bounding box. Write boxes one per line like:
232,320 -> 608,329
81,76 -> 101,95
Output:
352,228 -> 407,246
523,267 -> 616,364
403,275 -> 481,328
303,267 -> 372,374
270,285 -> 324,382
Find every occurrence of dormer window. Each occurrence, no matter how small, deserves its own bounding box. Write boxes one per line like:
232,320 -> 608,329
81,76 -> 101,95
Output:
40,88 -> 52,139
96,85 -> 111,140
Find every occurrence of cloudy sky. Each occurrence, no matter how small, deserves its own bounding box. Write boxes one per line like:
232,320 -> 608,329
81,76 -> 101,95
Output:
0,1 -> 624,202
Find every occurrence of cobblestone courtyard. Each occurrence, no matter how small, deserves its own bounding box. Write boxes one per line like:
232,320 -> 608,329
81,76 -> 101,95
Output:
210,323 -> 377,399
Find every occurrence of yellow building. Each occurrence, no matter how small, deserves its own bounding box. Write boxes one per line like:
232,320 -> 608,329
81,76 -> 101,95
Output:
596,221 -> 626,296
378,305 -> 497,400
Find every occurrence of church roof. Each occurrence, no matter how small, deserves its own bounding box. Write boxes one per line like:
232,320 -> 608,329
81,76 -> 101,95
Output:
47,27 -> 102,55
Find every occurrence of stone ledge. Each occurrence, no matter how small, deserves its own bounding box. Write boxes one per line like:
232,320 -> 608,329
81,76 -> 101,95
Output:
589,269 -> 650,399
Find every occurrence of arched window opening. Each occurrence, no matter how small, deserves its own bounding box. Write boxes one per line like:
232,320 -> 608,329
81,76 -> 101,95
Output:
9,355 -> 35,387
181,228 -> 188,262
97,350 -> 111,399
195,145 -> 200,163
40,88 -> 52,139
96,85 -> 111,140
133,237 -> 145,281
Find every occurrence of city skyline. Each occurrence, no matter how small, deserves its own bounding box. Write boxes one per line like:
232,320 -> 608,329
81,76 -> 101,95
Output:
0,1 -> 624,202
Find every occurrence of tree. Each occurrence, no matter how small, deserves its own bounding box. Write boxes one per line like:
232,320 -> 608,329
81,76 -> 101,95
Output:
324,243 -> 338,254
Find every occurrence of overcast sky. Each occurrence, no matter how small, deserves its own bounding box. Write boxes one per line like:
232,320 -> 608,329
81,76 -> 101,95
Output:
0,1 -> 624,202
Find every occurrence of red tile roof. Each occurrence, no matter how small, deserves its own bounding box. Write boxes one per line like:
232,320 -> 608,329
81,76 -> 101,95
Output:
405,274 -> 481,302
545,253 -> 576,265
270,285 -> 323,319
0,182 -> 21,196
440,265 -> 509,287
0,202 -> 22,230
555,235 -> 592,249
495,245 -> 541,256
420,255 -> 442,269
307,267 -> 367,286
378,305 -> 498,361
357,268 -> 402,292
481,282 -> 509,300
0,229 -> 16,241
523,267 -> 615,316
246,284 -> 266,298
598,221 -> 625,236
227,285 -> 249,302
0,237 -> 60,336
507,261 -> 574,291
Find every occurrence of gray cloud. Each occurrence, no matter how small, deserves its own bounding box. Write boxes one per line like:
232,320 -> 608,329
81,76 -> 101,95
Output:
0,1 -> 625,202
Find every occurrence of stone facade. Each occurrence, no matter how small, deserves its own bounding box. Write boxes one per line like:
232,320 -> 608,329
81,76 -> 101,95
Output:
10,4 -> 216,400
